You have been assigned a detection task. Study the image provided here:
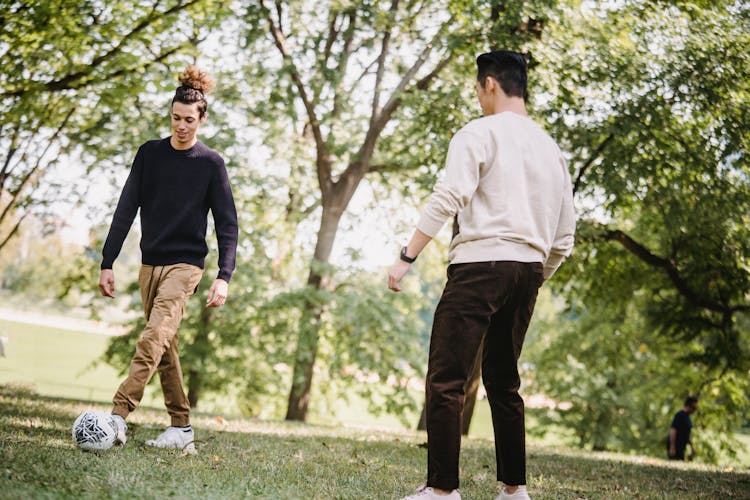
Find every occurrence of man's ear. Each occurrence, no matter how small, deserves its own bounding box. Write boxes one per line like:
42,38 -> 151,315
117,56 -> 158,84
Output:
200,113 -> 208,124
484,76 -> 498,93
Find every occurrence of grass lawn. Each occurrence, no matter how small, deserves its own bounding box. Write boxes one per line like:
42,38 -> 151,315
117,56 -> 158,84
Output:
0,318 -> 497,438
0,314 -> 750,499
1,386 -> 749,499
0,319 -> 159,406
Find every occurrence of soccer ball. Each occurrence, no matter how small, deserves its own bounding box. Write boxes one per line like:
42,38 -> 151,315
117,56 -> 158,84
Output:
72,410 -> 117,451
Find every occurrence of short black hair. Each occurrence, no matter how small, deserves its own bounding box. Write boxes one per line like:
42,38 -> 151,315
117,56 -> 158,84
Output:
476,50 -> 528,100
685,395 -> 699,406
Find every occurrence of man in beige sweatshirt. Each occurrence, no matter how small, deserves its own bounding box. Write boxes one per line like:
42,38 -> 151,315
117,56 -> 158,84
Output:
389,50 -> 575,500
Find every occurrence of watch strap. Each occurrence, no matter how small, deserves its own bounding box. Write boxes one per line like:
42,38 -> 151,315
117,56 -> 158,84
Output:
400,246 -> 416,263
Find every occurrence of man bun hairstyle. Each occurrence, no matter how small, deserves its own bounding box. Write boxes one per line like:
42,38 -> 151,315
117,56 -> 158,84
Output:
172,65 -> 214,117
476,50 -> 528,100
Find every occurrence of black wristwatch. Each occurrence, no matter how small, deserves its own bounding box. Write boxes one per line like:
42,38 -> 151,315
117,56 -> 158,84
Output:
400,246 -> 417,263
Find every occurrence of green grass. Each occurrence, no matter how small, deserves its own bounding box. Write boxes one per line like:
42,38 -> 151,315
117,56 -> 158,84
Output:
0,317 -> 494,436
1,386 -> 749,499
0,319 -> 159,406
2,317 -> 748,468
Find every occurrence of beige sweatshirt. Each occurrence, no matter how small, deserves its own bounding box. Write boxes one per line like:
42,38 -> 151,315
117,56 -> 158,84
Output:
416,111 -> 576,279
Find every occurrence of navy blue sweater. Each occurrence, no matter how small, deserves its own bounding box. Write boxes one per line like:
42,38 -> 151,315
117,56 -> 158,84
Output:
101,138 -> 238,282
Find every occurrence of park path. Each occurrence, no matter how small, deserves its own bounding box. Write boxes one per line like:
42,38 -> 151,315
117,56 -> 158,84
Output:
0,307 -> 126,336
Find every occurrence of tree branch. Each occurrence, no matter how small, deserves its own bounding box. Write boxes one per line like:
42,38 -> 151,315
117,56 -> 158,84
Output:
371,0 -> 399,127
275,0 -> 284,33
259,0 -> 332,195
2,99 -> 58,187
602,228 -> 745,314
367,163 -> 415,174
413,53 -> 453,90
351,19 -> 453,177
0,107 -> 75,226
0,124 -> 21,192
0,212 -> 27,252
301,199 -> 322,217
573,132 -> 614,195
333,24 -> 454,193
367,163 -> 393,173
99,42 -> 191,83
349,57 -> 380,92
322,12 -> 340,66
2,0 -> 204,97
331,10 -> 357,120
375,19 -> 452,133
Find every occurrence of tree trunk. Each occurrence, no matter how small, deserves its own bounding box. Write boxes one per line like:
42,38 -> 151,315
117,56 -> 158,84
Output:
285,304 -> 324,420
285,204 -> 345,421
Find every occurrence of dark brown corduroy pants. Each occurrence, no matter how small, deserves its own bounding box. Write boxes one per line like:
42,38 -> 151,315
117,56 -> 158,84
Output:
112,263 -> 203,427
425,261 -> 544,490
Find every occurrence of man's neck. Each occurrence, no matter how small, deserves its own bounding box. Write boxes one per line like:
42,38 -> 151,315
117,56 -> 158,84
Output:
170,136 -> 198,150
488,96 -> 527,117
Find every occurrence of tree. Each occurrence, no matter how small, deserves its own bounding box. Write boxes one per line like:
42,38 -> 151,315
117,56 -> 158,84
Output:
0,0 -> 231,251
523,0 -> 750,459
238,0 -> 556,422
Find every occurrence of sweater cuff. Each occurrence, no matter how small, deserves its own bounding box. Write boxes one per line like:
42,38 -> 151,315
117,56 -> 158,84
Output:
416,211 -> 448,238
217,270 -> 232,283
543,253 -> 566,280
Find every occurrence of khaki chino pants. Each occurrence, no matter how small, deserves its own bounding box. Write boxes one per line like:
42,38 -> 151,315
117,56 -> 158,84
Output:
112,263 -> 203,427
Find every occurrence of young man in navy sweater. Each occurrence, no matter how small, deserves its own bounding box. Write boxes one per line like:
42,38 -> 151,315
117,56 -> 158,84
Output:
98,66 -> 238,452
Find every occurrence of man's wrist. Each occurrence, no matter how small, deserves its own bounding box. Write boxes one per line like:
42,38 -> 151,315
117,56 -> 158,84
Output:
400,246 -> 417,264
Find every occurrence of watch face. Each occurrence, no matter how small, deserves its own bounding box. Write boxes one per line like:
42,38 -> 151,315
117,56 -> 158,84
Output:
400,246 -> 415,263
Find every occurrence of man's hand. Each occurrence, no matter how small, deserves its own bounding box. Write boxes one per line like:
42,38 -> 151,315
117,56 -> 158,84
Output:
388,260 -> 412,292
387,230 -> 431,292
99,269 -> 116,298
206,278 -> 229,307
669,445 -> 677,458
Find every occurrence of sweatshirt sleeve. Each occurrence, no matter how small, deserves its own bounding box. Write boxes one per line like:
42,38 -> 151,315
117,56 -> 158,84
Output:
101,146 -> 144,270
209,159 -> 239,282
416,130 -> 484,237
543,159 -> 576,279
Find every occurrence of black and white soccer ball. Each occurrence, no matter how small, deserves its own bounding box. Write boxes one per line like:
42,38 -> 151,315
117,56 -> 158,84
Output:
72,410 -> 117,451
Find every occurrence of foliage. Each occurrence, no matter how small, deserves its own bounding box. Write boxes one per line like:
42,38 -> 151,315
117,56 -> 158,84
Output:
0,0 -> 233,250
235,0 -> 560,421
524,0 -> 750,460
0,223 -> 87,304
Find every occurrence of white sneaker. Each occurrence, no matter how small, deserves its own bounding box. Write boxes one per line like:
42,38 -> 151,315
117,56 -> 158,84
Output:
145,426 -> 195,451
402,486 -> 461,499
110,414 -> 127,445
496,485 -> 530,500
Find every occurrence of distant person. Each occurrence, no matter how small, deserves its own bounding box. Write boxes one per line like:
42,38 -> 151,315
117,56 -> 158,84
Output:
388,50 -> 575,500
98,66 -> 238,452
667,396 -> 698,461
